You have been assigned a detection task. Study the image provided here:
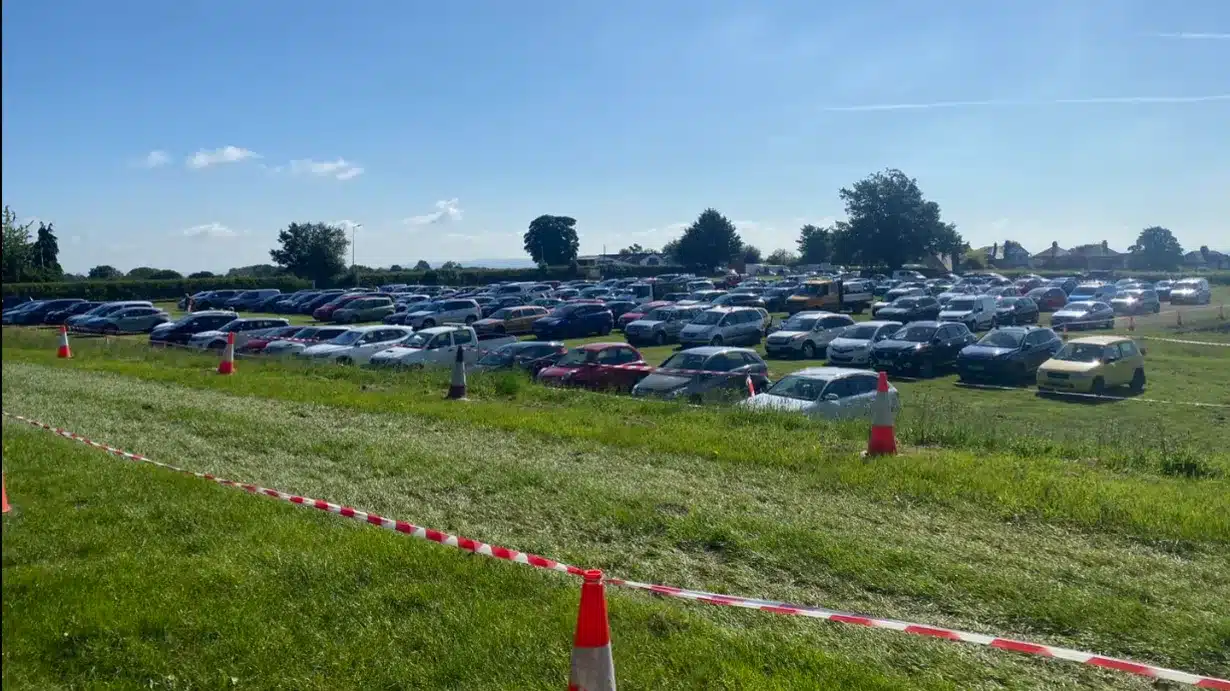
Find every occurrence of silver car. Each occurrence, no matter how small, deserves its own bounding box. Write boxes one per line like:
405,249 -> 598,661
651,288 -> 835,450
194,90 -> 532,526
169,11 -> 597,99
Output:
677,307 -> 766,347
623,305 -> 705,346
825,321 -> 904,366
764,312 -> 856,359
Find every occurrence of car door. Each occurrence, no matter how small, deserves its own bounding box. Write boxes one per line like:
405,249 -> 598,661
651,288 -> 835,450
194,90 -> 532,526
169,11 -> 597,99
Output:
845,374 -> 881,415
1023,331 -> 1049,369
942,325 -> 968,363
815,377 -> 857,419
1101,344 -> 1128,385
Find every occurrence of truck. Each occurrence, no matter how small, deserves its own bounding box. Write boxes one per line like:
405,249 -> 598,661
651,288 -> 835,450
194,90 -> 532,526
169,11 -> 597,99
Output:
784,278 -> 873,315
366,324 -> 517,368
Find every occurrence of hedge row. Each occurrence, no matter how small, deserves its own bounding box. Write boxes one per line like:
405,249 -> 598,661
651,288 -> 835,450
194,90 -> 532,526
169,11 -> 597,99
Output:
2,276 -> 311,301
353,263 -> 672,287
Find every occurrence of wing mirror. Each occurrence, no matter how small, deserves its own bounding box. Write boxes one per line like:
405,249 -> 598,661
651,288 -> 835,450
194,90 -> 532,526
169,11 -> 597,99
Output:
823,393 -> 840,402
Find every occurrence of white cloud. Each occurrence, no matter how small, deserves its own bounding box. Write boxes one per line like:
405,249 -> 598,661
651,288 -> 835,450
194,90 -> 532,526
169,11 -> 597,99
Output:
187,146 -> 258,169
1155,32 -> 1230,40
404,198 -> 464,225
821,94 -> 1230,112
140,150 -> 171,168
183,222 -> 238,238
289,158 -> 364,181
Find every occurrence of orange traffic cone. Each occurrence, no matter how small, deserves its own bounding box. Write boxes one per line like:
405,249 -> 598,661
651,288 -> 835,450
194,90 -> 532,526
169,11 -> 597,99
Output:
446,346 -> 467,400
745,373 -> 756,398
866,371 -> 897,456
57,325 -> 72,358
217,332 -> 236,375
2,473 -> 11,513
569,570 -> 616,691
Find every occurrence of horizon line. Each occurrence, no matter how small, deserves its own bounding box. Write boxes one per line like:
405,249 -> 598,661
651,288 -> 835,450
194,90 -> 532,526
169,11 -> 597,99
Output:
821,94 -> 1230,112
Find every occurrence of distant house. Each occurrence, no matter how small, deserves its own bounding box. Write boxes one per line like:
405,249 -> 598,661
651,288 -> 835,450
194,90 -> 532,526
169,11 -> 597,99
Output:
1068,241 -> 1128,270
1183,249 -> 1230,270
978,242 -> 1032,269
1030,242 -> 1070,269
576,252 -> 669,269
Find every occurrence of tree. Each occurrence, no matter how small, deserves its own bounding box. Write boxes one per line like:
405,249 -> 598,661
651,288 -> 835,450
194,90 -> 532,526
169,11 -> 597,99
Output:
2,205 -> 35,283
1200,245 -> 1211,263
660,238 -> 681,263
439,261 -> 462,270
188,270 -> 216,279
618,243 -> 645,256
833,169 -> 963,270
88,265 -> 122,279
741,245 -> 762,264
31,222 -> 63,280
126,267 -> 163,279
673,208 -> 742,271
1127,226 -> 1183,270
227,264 -> 282,278
148,269 -> 183,280
389,264 -> 404,272
796,224 -> 831,264
523,215 -> 580,266
766,249 -> 798,266
413,260 -> 432,271
269,222 -> 349,283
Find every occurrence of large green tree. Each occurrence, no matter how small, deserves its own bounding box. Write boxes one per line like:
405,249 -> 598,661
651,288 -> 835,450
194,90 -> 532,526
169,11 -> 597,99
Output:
831,169 -> 964,269
1128,226 -> 1184,270
765,248 -> 798,266
741,245 -> 762,264
796,224 -> 831,264
413,260 -> 432,271
269,222 -> 349,283
2,206 -> 35,283
523,215 -> 580,266
87,265 -> 123,279
31,222 -> 63,280
673,208 -> 742,271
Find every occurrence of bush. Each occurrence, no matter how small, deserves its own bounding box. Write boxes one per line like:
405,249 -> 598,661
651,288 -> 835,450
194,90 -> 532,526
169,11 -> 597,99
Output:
2,276 -> 311,301
352,264 -> 675,287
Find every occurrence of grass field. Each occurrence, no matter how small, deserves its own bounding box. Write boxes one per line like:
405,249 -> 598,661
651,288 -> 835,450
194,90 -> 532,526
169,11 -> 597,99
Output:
4,296 -> 1229,688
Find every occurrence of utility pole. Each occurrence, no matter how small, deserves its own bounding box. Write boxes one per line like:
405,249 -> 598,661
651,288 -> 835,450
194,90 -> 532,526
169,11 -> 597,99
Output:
350,223 -> 362,286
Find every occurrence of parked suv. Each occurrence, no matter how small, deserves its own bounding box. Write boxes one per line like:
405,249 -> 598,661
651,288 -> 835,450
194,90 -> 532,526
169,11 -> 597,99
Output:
764,311 -> 855,359
149,310 -> 240,346
678,306 -> 766,347
938,295 -> 998,331
532,302 -> 615,340
624,305 -> 705,346
632,347 -> 770,403
404,299 -> 482,329
1169,278 -> 1211,305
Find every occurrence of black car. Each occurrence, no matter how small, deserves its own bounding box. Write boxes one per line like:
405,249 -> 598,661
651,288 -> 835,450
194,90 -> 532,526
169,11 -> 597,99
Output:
631,346 -> 769,403
761,287 -> 794,312
6,298 -> 86,325
956,327 -> 1062,383
875,296 -> 941,324
870,321 -> 976,378
148,310 -> 239,347
299,290 -> 346,314
43,301 -> 102,325
604,300 -> 639,319
993,297 -> 1040,326
194,290 -> 241,310
472,341 -> 568,376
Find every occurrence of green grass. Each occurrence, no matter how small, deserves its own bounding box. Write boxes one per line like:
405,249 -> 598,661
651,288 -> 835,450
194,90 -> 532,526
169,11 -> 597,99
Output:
4,326 -> 1230,688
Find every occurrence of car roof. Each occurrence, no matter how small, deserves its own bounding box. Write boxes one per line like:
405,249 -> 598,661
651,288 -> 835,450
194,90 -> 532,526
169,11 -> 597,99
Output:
678,346 -> 757,356
789,366 -> 877,380
579,342 -> 633,351
1069,335 -> 1132,346
345,324 -> 397,333
856,320 -> 902,328
897,320 -> 941,328
505,340 -> 562,350
990,326 -> 1036,334
190,310 -> 236,317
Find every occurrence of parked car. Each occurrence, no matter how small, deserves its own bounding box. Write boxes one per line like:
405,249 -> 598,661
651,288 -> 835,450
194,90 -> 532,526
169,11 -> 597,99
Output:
532,303 -> 614,340
741,367 -> 897,420
711,293 -> 767,310
825,320 -> 904,367
603,300 -> 639,320
1153,280 -> 1174,301
617,300 -> 673,331
875,295 -> 941,324
313,293 -> 367,322
235,325 -> 306,354
82,306 -> 171,335
1110,289 -> 1161,315
43,301 -> 102,325
472,341 -> 568,375
187,317 -> 291,350
299,290 -> 346,315
1025,286 -> 1068,312
260,326 -> 351,356
956,326 -> 1063,383
536,342 -> 648,392
992,296 -> 1040,325
632,347 -> 769,403
4,298 -> 86,325
870,321 -> 976,378
332,296 -> 397,324
1168,278 -> 1211,305
1046,277 -> 1079,295
194,290 -> 241,310
678,306 -> 766,348
297,325 -> 417,365
474,306 -> 551,335
64,301 -> 155,331
764,312 -> 855,359
367,326 -> 518,368
623,305 -> 706,346
404,299 -> 483,329
1049,301 -> 1115,330
939,295 -> 998,331
1069,282 -> 1117,302
1036,335 -> 1146,395
149,310 -> 240,346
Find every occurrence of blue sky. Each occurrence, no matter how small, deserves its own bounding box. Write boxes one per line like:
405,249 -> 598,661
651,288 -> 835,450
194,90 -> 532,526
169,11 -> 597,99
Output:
3,0 -> 1228,274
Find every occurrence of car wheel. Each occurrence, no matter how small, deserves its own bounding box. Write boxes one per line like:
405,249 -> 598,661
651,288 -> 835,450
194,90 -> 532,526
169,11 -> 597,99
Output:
654,331 -> 666,346
801,342 -> 817,359
1015,362 -> 1029,383
1130,369 -> 1146,393
1091,376 -> 1106,396
422,319 -> 435,328
709,335 -> 723,346
919,360 -> 935,378
103,324 -> 119,335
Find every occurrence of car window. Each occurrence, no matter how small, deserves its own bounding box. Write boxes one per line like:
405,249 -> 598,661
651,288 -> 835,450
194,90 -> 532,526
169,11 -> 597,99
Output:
740,352 -> 763,367
822,378 -> 855,399
850,375 -> 879,395
819,316 -> 851,329
614,348 -> 640,364
453,330 -> 473,345
595,348 -> 622,364
1118,341 -> 1139,358
705,354 -> 734,371
1103,346 -> 1121,361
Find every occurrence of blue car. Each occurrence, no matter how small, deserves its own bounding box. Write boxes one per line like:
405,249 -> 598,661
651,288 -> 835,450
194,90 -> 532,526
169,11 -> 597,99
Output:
532,303 -> 614,340
955,326 -> 1063,383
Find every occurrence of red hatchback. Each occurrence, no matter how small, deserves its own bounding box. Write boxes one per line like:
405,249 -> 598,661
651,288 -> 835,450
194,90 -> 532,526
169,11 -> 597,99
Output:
1025,286 -> 1067,312
313,294 -> 364,322
536,342 -> 648,392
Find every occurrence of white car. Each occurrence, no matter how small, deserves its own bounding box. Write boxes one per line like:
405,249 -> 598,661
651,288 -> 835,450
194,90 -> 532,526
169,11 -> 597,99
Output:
187,318 -> 290,350
262,326 -> 351,356
367,326 -> 517,368
296,325 -> 416,365
938,295 -> 998,332
741,367 -> 898,420
825,321 -> 904,366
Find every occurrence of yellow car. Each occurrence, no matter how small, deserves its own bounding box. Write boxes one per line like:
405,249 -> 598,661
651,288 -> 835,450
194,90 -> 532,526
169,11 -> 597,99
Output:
1035,335 -> 1146,395
473,306 -> 550,335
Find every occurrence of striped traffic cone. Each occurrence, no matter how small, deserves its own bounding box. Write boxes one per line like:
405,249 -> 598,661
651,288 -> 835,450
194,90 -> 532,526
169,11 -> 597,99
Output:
56,325 -> 72,358
865,371 -> 897,456
2,473 -> 10,513
745,373 -> 756,398
446,346 -> 467,400
217,332 -> 236,375
569,570 -> 616,691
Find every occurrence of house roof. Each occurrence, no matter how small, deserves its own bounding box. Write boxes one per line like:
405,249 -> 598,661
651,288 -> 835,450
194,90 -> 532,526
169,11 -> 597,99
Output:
1068,243 -> 1123,257
1034,245 -> 1069,258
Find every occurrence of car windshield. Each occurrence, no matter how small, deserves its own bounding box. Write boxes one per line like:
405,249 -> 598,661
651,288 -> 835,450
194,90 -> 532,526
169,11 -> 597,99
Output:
489,308 -> 513,320
414,302 -> 442,313
691,311 -> 723,326
1070,286 -> 1097,297
660,352 -> 709,371
978,331 -> 1024,348
796,283 -> 829,297
1120,290 -> 1145,298
1175,281 -> 1201,288
1064,301 -> 1095,312
291,327 -> 320,339
998,298 -> 1019,306
478,345 -> 519,366
1026,288 -> 1049,298
946,298 -> 976,310
645,308 -> 674,321
1053,343 -> 1106,362
891,297 -> 920,308
549,305 -> 579,318
781,316 -> 819,331
766,374 -> 827,401
555,349 -> 596,366
328,330 -> 365,346
891,325 -> 937,342
841,324 -> 879,340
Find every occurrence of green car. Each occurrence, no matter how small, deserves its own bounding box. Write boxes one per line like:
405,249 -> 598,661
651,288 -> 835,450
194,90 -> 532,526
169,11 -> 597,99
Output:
332,297 -> 396,324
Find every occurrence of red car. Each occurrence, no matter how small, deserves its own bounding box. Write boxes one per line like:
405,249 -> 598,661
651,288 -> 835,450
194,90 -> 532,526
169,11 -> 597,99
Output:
536,342 -> 648,392
1025,286 -> 1068,312
313,294 -> 365,322
617,300 -> 673,331
237,325 -> 305,354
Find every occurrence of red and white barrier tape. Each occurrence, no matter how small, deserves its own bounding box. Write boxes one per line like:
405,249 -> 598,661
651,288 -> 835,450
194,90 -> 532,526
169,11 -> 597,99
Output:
1139,336 -> 1230,347
953,382 -> 1230,408
4,410 -> 1227,688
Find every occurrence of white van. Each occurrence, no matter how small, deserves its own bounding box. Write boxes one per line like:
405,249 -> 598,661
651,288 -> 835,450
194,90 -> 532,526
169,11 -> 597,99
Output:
938,295 -> 998,331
